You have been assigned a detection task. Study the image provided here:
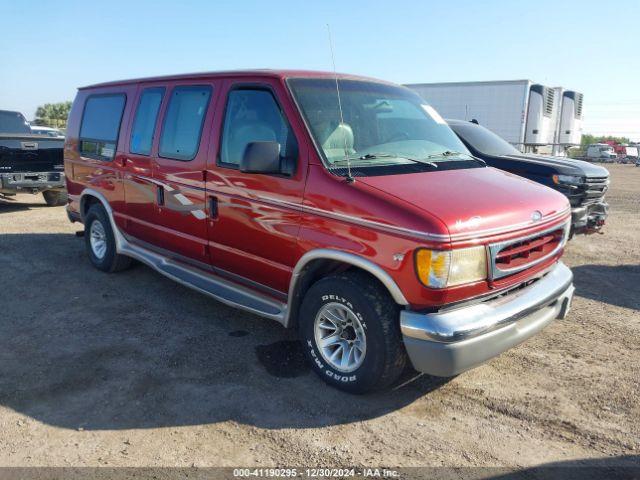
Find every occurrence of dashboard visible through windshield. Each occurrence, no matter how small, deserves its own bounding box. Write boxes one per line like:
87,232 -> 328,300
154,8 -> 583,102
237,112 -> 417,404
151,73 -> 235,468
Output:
287,78 -> 477,175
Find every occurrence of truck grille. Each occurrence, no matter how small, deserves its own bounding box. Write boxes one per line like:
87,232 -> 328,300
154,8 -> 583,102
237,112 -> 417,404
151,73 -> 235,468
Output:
582,176 -> 609,204
495,229 -> 563,270
488,224 -> 568,280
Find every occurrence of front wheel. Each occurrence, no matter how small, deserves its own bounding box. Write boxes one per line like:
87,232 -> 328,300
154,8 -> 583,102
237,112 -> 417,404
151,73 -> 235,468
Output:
298,271 -> 407,393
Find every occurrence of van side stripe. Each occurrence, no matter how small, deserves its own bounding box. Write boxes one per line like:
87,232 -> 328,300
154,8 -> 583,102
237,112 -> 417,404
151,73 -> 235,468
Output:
74,167 -> 570,243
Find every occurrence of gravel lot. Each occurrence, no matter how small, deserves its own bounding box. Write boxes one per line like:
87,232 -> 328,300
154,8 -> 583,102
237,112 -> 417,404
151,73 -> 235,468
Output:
0,164 -> 638,472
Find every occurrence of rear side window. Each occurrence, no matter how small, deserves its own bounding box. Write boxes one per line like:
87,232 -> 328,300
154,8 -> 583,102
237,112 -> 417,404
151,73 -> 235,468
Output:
159,85 -> 211,161
0,110 -> 31,134
130,87 -> 165,155
79,94 -> 126,160
219,88 -> 295,167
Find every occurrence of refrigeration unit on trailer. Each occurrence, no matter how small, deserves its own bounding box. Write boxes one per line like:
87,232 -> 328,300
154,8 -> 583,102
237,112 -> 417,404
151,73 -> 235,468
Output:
524,84 -> 557,147
555,90 -> 584,148
405,80 -> 561,152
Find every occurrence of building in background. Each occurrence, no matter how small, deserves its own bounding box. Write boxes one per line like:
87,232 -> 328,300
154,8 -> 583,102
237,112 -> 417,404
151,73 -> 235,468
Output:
405,80 -> 583,155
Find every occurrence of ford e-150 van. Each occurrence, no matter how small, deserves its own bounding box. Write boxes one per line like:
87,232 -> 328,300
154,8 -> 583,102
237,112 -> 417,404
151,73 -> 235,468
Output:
65,70 -> 575,393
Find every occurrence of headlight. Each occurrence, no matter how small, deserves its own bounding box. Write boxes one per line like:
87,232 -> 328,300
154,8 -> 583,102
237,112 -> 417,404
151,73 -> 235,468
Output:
552,174 -> 583,185
415,246 -> 487,288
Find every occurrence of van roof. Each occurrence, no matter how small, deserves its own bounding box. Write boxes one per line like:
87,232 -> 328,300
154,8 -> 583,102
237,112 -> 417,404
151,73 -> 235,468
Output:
79,69 -> 392,90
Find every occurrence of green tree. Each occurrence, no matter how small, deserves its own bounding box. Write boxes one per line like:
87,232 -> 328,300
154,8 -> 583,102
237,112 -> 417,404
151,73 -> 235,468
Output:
34,101 -> 72,129
581,133 -> 630,147
569,133 -> 633,158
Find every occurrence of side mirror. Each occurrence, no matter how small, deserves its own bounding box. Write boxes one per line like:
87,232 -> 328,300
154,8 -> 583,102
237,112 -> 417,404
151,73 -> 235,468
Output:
240,141 -> 281,174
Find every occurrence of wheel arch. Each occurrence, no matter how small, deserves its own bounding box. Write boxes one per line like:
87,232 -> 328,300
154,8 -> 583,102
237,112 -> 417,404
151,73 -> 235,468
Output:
285,249 -> 408,329
79,189 -> 126,252
79,189 -> 113,220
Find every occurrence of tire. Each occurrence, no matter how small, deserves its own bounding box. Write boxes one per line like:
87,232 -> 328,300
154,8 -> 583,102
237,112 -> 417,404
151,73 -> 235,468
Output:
43,190 -> 68,207
298,271 -> 407,394
84,204 -> 132,273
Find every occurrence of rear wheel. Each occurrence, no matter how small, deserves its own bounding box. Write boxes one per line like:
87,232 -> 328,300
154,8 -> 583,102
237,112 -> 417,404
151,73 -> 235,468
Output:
43,190 -> 67,206
84,204 -> 132,272
298,271 -> 407,393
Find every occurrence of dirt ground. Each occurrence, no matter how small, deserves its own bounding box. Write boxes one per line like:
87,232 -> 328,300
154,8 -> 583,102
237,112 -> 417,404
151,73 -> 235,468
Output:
0,164 -> 638,473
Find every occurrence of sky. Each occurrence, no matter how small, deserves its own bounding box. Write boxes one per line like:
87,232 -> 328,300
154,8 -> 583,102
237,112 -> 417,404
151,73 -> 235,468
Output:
1,0 -> 639,140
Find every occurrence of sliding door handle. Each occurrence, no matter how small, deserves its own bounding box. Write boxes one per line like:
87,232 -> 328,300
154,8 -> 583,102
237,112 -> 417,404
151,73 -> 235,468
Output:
209,196 -> 218,219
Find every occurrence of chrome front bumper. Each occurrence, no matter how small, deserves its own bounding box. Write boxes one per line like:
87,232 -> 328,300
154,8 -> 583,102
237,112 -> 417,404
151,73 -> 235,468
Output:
0,171 -> 65,193
571,202 -> 609,233
400,262 -> 574,377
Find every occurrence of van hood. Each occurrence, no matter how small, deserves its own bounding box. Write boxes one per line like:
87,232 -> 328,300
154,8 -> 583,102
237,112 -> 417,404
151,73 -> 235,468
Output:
357,166 -> 570,240
502,153 -> 610,178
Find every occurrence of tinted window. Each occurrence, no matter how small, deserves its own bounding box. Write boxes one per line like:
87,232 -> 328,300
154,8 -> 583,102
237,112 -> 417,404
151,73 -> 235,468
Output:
159,86 -> 211,161
79,94 -> 126,160
130,87 -> 164,155
450,123 -> 521,156
220,89 -> 296,167
0,110 -> 31,134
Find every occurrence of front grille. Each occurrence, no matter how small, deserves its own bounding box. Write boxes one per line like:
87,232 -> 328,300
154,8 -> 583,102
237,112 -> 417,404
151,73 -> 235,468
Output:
488,223 -> 568,280
582,176 -> 609,204
495,229 -> 563,271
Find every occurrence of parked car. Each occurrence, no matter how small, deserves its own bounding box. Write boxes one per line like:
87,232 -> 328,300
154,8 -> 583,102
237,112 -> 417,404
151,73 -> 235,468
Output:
0,110 -> 67,206
65,70 -> 575,393
30,125 -> 65,138
447,120 -> 609,236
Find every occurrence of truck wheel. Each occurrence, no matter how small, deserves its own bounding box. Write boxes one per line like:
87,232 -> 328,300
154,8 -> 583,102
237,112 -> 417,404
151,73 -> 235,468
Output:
84,204 -> 132,273
298,271 -> 407,393
43,190 -> 68,206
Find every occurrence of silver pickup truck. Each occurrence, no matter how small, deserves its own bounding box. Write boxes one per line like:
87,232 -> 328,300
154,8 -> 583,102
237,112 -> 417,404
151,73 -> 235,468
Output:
0,110 -> 66,206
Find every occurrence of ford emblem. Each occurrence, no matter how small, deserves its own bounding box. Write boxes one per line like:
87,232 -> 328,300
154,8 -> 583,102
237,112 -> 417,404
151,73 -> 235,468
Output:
531,210 -> 543,222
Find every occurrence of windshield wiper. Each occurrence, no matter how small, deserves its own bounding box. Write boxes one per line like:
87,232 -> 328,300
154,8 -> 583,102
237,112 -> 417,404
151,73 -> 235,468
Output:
427,150 -> 486,166
331,153 -> 439,168
427,150 -> 469,160
357,153 -> 396,160
468,156 -> 486,166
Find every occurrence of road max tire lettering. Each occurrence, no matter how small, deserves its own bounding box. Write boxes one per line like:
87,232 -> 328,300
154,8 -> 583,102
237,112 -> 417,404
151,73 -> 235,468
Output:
307,340 -> 324,369
307,340 -> 357,383
326,371 -> 357,382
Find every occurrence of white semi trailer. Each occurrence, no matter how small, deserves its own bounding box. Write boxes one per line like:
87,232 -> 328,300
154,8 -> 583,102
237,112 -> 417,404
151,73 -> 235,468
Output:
405,80 -> 583,154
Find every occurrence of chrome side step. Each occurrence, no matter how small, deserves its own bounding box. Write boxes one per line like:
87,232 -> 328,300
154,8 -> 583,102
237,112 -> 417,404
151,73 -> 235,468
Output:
113,226 -> 288,325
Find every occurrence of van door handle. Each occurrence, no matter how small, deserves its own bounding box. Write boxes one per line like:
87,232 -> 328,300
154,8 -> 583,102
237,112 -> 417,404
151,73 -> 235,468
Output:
209,196 -> 218,219
157,185 -> 165,206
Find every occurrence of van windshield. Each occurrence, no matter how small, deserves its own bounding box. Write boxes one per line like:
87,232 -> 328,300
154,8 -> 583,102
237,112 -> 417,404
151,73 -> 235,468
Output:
287,78 -> 472,171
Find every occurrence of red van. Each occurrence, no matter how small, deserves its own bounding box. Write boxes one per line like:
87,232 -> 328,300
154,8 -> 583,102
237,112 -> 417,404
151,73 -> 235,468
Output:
64,70 -> 575,393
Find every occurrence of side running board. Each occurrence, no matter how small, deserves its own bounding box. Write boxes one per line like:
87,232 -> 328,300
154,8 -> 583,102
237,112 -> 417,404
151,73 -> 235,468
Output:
117,236 -> 288,325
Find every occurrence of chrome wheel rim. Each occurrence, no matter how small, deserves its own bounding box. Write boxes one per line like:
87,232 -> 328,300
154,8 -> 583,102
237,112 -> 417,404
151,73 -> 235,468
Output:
89,220 -> 107,260
314,302 -> 366,373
